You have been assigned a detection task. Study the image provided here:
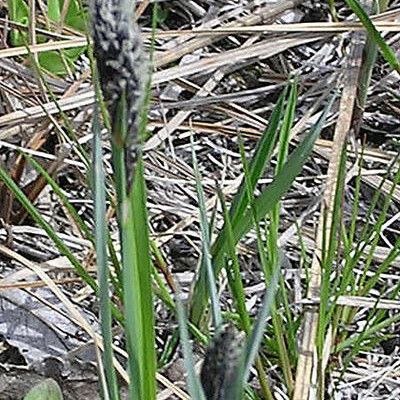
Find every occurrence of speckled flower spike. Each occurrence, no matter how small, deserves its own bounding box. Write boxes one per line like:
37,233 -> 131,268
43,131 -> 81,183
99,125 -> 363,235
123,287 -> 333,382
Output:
200,323 -> 245,400
90,0 -> 145,191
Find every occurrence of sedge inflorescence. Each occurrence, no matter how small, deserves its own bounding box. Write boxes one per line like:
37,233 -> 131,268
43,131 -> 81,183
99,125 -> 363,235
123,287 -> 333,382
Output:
90,0 -> 145,181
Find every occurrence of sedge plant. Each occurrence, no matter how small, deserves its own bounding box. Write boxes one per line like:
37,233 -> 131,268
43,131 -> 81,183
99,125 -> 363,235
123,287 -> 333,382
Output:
90,0 -> 156,399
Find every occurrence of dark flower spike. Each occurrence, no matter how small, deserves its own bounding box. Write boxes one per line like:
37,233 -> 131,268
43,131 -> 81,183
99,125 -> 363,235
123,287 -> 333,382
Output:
200,323 -> 245,400
90,0 -> 145,191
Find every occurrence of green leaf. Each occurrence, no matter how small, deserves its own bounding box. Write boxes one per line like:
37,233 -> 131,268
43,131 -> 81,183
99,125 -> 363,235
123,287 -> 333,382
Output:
48,0 -> 87,31
38,51 -> 71,76
24,379 -> 63,400
7,0 -> 29,45
8,0 -> 87,76
47,0 -> 62,21
192,136 -> 222,329
37,47 -> 85,76
122,158 -> 156,400
345,0 -> 400,73
93,102 -> 120,400
64,1 -> 87,31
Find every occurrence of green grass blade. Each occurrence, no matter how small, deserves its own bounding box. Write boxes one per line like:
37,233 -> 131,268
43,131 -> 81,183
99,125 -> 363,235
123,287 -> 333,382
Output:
317,144 -> 347,354
0,160 -> 126,325
226,268 -> 280,399
175,292 -> 206,400
276,80 -> 297,172
93,105 -> 120,400
0,166 -> 96,291
266,80 -> 298,391
335,307 -> 400,353
217,186 -> 274,400
345,0 -> 400,73
190,88 -> 286,323
191,136 -> 222,329
22,152 -> 93,241
122,157 -> 156,400
217,187 -> 250,332
229,88 -> 287,223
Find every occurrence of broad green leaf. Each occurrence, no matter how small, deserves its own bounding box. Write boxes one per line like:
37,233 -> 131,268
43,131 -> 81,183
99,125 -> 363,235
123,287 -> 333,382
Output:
48,0 -> 87,31
24,379 -> 63,400
64,0 -> 87,31
8,0 -> 87,76
38,51 -> 72,76
47,0 -> 62,21
37,47 -> 85,76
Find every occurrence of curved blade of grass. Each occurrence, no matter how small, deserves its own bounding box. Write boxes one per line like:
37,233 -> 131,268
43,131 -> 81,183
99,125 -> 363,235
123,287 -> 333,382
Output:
336,162 -> 400,336
22,152 -> 93,241
0,166 -> 96,290
225,268 -> 281,400
238,80 -> 297,392
345,0 -> 400,73
217,186 -> 274,400
358,166 -> 400,290
191,136 -> 222,329
22,146 -> 124,300
338,158 -> 398,299
93,103 -> 120,400
264,79 -> 298,392
175,291 -> 206,400
0,159 -> 126,324
229,88 -> 286,227
335,303 -> 400,353
317,144 -> 347,355
217,186 -> 250,333
276,80 -> 297,172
